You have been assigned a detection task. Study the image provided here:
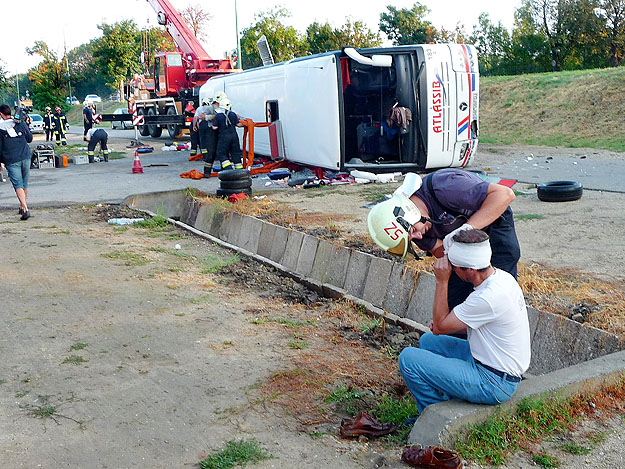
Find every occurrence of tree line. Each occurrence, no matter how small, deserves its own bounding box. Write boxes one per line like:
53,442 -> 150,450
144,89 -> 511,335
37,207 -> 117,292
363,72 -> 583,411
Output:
0,0 -> 623,111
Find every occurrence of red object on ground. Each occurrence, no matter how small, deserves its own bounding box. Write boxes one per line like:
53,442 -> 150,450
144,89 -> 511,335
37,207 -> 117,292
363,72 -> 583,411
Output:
188,154 -> 203,161
132,151 -> 143,174
227,193 -> 248,203
180,169 -> 205,179
497,178 -> 517,188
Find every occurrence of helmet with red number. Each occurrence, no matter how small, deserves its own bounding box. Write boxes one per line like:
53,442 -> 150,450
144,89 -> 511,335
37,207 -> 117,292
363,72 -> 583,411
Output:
367,193 -> 422,258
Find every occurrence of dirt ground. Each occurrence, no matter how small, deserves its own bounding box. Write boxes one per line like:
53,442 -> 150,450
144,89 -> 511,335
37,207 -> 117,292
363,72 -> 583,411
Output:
3,141 -> 625,468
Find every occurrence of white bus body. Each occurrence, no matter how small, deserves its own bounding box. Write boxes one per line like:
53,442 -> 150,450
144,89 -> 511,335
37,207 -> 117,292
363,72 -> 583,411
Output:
200,44 -> 479,172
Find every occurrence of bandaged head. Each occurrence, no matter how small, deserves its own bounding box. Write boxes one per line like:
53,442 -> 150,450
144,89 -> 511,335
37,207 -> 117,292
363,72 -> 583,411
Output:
446,229 -> 492,270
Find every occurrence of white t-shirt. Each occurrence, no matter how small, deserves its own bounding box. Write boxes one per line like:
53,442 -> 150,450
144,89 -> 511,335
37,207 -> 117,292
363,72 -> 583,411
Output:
453,269 -> 531,377
194,104 -> 215,122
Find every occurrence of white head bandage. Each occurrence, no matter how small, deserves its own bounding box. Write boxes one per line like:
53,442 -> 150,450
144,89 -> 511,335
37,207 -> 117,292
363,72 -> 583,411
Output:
447,239 -> 492,269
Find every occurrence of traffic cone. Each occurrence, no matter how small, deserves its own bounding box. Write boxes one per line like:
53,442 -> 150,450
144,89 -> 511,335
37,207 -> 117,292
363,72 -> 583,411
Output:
132,150 -> 144,174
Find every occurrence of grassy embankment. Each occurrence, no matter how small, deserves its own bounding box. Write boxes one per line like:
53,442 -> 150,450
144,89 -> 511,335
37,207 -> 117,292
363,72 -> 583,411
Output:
480,67 -> 625,152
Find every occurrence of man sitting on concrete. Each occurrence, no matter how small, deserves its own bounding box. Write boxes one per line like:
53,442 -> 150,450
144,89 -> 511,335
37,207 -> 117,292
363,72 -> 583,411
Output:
399,228 -> 530,414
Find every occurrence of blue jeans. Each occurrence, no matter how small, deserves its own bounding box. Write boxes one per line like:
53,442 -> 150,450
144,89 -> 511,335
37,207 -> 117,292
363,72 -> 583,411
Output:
399,333 -> 519,413
6,159 -> 30,190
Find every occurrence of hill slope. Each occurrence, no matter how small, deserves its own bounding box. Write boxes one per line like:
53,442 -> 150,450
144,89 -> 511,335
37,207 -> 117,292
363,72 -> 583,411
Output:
480,67 -> 625,152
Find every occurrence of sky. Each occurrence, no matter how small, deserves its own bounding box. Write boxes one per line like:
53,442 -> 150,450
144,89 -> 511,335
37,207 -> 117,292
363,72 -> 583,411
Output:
1,0 -> 522,75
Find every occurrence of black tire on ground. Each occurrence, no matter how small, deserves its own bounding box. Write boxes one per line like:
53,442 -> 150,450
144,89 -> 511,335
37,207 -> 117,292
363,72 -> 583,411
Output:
147,108 -> 162,138
216,187 -> 252,198
218,168 -> 251,181
137,109 -> 150,137
219,178 -> 252,190
537,180 -> 583,202
166,107 -> 181,139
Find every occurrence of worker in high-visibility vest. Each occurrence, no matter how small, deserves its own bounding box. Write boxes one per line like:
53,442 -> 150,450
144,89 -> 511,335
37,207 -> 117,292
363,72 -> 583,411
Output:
43,107 -> 54,141
85,128 -> 110,163
53,107 -> 68,146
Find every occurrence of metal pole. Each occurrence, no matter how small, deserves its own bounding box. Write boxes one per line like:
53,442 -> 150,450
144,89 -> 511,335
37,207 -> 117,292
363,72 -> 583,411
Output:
235,0 -> 241,69
15,73 -> 20,106
65,38 -> 72,102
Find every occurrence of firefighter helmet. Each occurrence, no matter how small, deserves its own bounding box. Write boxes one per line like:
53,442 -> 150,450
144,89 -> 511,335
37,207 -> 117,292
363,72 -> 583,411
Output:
367,193 -> 422,258
55,106 -> 61,113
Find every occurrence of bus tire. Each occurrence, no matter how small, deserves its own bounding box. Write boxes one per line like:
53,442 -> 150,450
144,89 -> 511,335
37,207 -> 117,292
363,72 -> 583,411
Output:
537,180 -> 583,202
166,107 -> 181,139
148,108 -> 162,138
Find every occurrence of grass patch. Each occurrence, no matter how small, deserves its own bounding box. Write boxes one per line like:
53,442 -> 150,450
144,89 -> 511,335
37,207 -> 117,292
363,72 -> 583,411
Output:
559,441 -> 592,455
359,317 -> 380,333
515,214 -> 545,221
70,342 -> 88,351
101,250 -> 150,266
532,453 -> 560,468
288,339 -> 309,350
134,214 -> 169,229
201,253 -> 240,273
108,151 -> 125,160
113,226 -> 128,233
62,355 -> 86,365
251,317 -> 314,328
324,385 -> 364,416
198,438 -> 271,469
455,395 -> 581,465
30,405 -> 57,419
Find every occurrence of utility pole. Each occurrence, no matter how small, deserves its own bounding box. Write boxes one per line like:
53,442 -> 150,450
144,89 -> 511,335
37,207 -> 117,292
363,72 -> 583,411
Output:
64,34 -> 72,101
235,0 -> 241,69
15,73 -> 20,106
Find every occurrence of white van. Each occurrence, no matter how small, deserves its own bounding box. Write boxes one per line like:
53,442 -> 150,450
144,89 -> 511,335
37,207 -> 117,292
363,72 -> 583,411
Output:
200,44 -> 479,172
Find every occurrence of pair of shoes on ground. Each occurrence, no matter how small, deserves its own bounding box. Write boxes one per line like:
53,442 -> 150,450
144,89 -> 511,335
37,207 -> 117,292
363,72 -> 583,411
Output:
339,411 -> 397,438
18,208 -> 30,220
401,445 -> 462,468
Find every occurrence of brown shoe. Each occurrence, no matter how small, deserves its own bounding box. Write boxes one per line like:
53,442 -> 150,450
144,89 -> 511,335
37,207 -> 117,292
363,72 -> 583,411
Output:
339,411 -> 396,438
401,445 -> 462,468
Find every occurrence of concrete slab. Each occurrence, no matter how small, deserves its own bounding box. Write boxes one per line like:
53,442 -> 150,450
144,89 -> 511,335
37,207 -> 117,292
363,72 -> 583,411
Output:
193,203 -> 212,234
383,263 -> 418,318
405,273 -> 436,326
409,350 -> 625,448
527,306 -> 541,341
296,234 -> 319,278
180,196 -> 195,225
362,257 -> 394,308
256,222 -> 277,259
270,226 -> 290,264
238,215 -> 262,254
281,230 -> 304,271
344,251 -> 374,299
216,210 -> 234,241
225,211 -> 244,246
310,240 -> 350,288
122,190 -> 186,219
529,310 -> 584,375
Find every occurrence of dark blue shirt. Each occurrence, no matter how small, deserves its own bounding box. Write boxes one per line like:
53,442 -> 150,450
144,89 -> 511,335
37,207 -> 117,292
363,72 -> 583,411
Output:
213,111 -> 240,134
0,121 -> 33,165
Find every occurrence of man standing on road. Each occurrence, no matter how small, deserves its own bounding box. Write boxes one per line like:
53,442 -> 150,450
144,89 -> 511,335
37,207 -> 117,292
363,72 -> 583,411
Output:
83,103 -> 93,140
367,170 -> 520,312
398,228 -> 530,413
212,97 -> 244,171
0,103 -> 33,220
86,127 -> 110,162
193,96 -> 218,176
43,107 -> 54,142
53,106 -> 68,146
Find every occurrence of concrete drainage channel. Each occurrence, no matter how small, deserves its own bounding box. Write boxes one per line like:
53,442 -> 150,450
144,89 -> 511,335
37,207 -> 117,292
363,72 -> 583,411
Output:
124,189 -> 625,448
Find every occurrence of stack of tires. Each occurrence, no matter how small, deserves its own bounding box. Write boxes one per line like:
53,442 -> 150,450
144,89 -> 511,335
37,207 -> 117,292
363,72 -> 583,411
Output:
217,169 -> 252,198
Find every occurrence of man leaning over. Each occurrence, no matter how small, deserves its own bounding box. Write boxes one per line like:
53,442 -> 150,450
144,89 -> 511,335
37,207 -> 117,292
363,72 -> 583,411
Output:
398,228 -> 530,414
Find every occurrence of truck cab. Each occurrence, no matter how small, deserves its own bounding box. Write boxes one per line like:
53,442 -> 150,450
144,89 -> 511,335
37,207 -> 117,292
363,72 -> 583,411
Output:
153,52 -> 188,98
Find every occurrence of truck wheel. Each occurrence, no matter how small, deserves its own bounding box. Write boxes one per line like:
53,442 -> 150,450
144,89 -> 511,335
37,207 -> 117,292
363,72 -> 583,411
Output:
137,109 -> 150,137
220,178 -> 252,190
218,169 -> 251,181
166,107 -> 181,139
537,181 -> 583,202
148,108 -> 162,138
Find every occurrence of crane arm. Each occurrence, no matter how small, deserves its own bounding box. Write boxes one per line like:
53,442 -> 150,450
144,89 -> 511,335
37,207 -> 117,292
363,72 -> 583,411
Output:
145,0 -> 211,62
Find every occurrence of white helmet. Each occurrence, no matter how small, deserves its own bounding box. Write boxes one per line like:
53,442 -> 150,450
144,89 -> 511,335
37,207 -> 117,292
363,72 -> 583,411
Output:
214,91 -> 227,103
219,97 -> 232,111
367,193 -> 422,258
201,96 -> 211,106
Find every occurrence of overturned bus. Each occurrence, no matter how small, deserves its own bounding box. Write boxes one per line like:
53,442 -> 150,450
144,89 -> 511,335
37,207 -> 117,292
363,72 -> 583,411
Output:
200,44 -> 479,172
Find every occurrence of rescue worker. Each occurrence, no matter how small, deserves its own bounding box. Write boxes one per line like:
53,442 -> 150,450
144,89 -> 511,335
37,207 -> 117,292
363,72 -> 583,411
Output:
83,103 -> 93,139
185,101 -> 200,159
193,96 -> 218,176
212,97 -> 244,171
43,107 -> 54,141
53,106 -> 68,146
85,127 -> 109,162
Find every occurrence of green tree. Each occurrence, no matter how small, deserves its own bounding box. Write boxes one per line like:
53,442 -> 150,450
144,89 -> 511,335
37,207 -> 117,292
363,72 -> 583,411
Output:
470,13 -> 512,75
0,60 -> 9,93
92,20 -> 142,90
600,0 -> 625,66
306,19 -> 381,54
561,0 -> 608,69
436,24 -> 469,44
379,2 -> 438,45
26,41 -> 68,110
240,8 -> 307,69
524,0 -> 568,71
504,4 -> 552,74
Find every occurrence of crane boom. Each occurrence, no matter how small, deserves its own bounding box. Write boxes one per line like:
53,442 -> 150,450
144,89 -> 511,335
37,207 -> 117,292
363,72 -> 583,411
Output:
145,0 -> 210,63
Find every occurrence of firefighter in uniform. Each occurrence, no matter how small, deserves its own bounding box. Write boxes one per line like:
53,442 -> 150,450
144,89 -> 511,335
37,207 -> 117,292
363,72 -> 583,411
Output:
53,106 -> 68,146
185,101 -> 200,160
193,96 -> 219,176
212,97 -> 244,171
43,107 -> 54,141
85,128 -> 110,162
